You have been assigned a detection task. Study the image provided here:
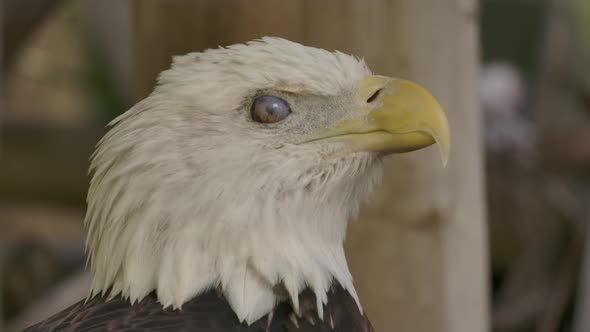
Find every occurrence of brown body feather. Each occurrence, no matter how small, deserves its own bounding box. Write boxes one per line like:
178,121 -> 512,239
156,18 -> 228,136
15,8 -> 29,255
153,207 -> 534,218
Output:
25,284 -> 374,332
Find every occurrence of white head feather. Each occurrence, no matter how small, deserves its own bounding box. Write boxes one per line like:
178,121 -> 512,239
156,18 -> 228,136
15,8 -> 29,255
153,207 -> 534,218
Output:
85,37 -> 382,324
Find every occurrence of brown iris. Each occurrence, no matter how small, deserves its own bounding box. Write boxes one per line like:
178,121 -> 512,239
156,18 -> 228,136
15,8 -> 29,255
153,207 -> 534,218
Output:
251,96 -> 291,123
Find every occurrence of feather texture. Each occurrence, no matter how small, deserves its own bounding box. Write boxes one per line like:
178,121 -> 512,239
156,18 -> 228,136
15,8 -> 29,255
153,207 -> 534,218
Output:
83,37 -> 380,323
25,284 -> 374,332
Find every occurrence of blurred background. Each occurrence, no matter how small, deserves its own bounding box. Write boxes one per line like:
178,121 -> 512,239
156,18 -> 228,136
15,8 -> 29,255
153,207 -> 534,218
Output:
1,0 -> 590,331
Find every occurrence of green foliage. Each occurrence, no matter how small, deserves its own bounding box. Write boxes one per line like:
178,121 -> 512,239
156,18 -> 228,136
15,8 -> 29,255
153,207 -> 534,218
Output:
574,0 -> 590,94
80,39 -> 128,125
481,0 -> 549,79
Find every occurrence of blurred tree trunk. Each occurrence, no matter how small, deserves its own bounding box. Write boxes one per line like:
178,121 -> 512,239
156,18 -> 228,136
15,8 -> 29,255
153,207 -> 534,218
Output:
133,1 -> 487,331
2,0 -> 61,70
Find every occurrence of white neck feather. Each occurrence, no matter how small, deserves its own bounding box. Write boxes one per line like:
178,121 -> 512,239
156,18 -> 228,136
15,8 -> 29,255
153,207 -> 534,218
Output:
85,105 -> 383,323
84,37 -> 379,324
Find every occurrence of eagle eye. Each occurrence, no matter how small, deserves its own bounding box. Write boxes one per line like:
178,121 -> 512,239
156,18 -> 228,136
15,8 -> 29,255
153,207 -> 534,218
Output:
251,96 -> 291,123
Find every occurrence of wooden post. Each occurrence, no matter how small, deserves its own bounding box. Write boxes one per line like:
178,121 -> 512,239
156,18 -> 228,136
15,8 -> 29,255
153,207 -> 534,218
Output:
133,1 -> 488,331
2,0 -> 61,70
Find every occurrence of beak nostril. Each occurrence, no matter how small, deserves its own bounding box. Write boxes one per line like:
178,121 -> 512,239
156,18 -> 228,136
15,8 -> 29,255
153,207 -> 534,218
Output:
366,88 -> 382,103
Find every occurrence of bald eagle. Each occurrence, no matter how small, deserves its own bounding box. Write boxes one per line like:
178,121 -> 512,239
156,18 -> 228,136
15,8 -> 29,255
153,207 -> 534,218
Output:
25,37 -> 449,331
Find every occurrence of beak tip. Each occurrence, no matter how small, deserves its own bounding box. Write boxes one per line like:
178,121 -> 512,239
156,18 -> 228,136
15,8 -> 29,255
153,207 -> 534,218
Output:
439,147 -> 449,167
436,137 -> 450,168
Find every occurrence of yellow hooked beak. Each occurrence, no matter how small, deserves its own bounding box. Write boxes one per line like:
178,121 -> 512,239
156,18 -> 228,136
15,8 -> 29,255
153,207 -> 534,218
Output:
308,76 -> 450,165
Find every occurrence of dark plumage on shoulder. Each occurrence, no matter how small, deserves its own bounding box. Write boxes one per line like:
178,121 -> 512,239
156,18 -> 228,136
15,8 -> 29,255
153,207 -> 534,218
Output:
25,284 -> 374,332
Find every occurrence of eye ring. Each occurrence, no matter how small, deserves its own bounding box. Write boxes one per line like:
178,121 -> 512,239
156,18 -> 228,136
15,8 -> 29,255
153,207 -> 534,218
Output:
251,96 -> 291,123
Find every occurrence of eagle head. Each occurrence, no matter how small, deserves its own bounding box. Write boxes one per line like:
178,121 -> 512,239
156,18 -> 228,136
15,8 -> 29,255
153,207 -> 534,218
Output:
85,37 -> 450,324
